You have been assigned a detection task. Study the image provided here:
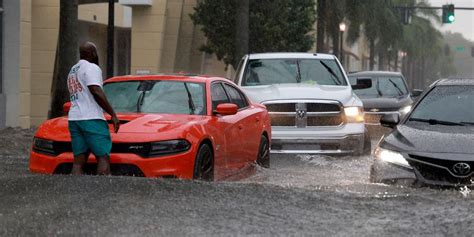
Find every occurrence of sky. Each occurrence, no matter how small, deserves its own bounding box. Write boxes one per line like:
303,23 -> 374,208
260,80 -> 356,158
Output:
427,0 -> 474,41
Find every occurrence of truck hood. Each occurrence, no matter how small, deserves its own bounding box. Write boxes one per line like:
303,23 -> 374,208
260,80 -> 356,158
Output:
241,83 -> 360,106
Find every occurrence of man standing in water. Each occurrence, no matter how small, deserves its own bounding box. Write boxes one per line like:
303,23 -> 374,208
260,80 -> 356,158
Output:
67,42 -> 120,175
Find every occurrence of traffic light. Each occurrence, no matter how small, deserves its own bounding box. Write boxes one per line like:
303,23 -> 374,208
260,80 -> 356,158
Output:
442,4 -> 455,24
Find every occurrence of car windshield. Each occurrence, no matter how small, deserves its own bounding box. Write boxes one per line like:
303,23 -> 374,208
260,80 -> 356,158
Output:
349,76 -> 408,97
103,80 -> 206,115
408,85 -> 474,125
242,59 -> 347,86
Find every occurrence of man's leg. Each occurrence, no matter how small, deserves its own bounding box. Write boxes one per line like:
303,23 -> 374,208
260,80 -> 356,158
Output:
72,153 -> 90,175
96,156 -> 111,175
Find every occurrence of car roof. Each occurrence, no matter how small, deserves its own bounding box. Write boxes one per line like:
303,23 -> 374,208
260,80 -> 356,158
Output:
348,71 -> 403,77
435,78 -> 474,86
248,52 -> 336,60
105,74 -> 230,84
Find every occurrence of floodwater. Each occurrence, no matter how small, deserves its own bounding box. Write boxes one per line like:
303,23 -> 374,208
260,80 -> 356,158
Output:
1,128 -> 473,236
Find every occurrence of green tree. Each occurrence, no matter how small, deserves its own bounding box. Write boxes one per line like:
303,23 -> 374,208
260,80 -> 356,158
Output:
191,0 -> 316,69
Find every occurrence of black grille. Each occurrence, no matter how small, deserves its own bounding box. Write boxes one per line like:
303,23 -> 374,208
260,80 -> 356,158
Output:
265,103 -> 296,112
307,116 -> 343,126
54,163 -> 145,177
53,142 -> 152,158
364,107 -> 399,112
307,103 -> 340,112
265,102 -> 343,127
408,155 -> 474,184
270,116 -> 295,126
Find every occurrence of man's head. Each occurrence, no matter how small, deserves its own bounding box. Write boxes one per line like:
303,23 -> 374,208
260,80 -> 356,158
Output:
80,42 -> 99,66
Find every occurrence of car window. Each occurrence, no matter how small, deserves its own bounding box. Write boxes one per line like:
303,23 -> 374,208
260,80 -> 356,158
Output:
409,85 -> 474,124
104,81 -> 206,115
243,59 -> 347,86
223,84 -> 248,109
211,83 -> 230,110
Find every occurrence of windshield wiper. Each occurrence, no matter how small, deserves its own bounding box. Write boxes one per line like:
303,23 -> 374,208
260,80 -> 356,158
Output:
296,60 -> 302,83
460,122 -> 474,126
183,83 -> 196,115
409,118 -> 465,126
319,61 -> 342,85
388,79 -> 404,96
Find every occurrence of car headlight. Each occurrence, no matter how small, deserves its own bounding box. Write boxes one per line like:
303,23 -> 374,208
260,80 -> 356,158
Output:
148,140 -> 191,157
32,137 -> 55,155
398,105 -> 412,115
374,147 -> 411,169
344,106 -> 364,123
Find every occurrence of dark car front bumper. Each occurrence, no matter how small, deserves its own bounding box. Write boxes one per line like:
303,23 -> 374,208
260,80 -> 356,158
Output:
370,157 -> 474,187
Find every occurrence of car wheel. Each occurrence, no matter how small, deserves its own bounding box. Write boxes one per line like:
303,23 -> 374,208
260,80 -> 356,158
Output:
256,135 -> 270,168
193,144 -> 214,181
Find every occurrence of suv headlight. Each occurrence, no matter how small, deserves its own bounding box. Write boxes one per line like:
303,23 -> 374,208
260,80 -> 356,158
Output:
148,140 -> 191,157
374,147 -> 411,169
32,137 -> 55,155
344,106 -> 364,123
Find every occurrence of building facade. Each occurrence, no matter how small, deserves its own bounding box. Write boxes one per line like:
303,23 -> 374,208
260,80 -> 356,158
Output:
1,0 -> 229,129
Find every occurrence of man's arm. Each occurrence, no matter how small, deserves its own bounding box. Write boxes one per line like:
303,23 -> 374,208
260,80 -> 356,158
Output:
88,85 -> 120,133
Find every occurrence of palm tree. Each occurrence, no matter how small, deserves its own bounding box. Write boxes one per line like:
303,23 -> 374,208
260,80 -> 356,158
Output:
50,0 -> 78,118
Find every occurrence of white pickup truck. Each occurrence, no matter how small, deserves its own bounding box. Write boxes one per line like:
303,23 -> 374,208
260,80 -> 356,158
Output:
233,53 -> 371,156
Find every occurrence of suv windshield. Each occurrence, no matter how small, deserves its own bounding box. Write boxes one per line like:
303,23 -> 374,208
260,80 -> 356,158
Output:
103,80 -> 206,115
408,85 -> 474,125
242,59 -> 347,86
349,76 -> 408,97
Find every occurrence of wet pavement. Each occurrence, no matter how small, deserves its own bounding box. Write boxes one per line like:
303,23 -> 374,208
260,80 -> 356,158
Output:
1,128 -> 473,236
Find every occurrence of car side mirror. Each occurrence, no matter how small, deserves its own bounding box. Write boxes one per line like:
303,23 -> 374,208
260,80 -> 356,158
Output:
411,89 -> 423,97
380,113 -> 400,128
63,102 -> 71,114
351,78 -> 372,90
215,103 -> 238,116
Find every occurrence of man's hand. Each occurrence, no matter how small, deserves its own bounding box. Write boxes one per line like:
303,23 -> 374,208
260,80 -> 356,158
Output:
111,115 -> 120,133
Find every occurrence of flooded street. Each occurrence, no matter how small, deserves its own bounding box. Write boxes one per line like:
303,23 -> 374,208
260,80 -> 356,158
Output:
1,128 -> 473,236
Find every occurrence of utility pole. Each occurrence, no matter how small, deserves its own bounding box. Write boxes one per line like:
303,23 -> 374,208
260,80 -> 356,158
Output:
107,0 -> 114,78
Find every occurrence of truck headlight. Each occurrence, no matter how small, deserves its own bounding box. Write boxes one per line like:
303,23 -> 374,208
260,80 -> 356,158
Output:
398,105 -> 412,116
148,140 -> 191,157
32,137 -> 55,155
344,106 -> 364,123
374,147 -> 411,169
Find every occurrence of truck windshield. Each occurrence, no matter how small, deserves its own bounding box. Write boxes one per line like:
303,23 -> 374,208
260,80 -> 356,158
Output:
349,76 -> 408,97
242,59 -> 347,86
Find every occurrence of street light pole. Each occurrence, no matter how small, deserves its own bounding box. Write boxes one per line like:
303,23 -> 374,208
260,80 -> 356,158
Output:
107,0 -> 114,78
338,22 -> 346,68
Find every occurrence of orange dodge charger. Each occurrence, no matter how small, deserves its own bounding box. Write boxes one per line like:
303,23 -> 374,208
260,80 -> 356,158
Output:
30,75 -> 271,181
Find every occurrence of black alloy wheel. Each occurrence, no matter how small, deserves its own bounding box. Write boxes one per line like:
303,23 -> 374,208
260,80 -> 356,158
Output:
256,135 -> 270,168
193,144 -> 214,181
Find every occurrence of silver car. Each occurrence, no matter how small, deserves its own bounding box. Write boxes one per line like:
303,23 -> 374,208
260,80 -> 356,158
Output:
233,53 -> 371,155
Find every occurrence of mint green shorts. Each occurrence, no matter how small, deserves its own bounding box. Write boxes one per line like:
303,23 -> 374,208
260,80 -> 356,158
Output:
68,120 -> 112,157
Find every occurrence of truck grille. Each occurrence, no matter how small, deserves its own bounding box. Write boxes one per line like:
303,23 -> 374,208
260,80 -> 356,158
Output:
263,101 -> 343,127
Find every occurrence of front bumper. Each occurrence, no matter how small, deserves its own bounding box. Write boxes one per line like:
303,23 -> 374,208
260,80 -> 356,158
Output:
269,123 -> 365,155
29,150 -> 195,179
370,157 -> 474,187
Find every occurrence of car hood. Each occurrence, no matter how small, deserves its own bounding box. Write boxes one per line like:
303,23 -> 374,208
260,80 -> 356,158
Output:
359,95 -> 412,110
382,123 -> 474,158
35,113 -> 208,142
241,83 -> 360,106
